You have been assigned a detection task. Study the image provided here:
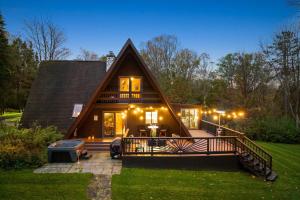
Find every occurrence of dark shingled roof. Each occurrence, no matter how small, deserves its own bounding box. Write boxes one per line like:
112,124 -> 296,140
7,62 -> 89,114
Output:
21,61 -> 106,133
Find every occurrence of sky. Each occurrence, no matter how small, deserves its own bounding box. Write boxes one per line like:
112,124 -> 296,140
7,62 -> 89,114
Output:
0,0 -> 298,62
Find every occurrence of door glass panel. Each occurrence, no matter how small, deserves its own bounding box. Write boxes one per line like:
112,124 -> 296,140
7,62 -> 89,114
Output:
115,113 -> 124,136
180,109 -> 198,129
181,109 -> 190,128
104,113 -> 115,137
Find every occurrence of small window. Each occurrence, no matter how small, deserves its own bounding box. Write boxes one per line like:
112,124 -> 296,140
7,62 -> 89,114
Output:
145,111 -> 158,124
72,104 -> 83,118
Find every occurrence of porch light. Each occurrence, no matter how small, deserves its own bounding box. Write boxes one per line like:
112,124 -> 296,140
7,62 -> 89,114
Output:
238,112 -> 245,117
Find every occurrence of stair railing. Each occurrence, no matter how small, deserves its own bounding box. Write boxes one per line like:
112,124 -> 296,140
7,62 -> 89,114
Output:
201,120 -> 272,172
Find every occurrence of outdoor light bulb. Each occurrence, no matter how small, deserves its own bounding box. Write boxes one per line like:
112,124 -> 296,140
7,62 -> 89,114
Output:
124,110 -> 128,113
133,110 -> 137,114
208,110 -> 212,114
139,116 -> 144,120
131,77 -> 134,80
232,112 -> 236,116
159,116 -> 163,121
130,104 -> 135,108
212,109 -> 217,112
213,115 -> 218,121
150,106 -> 153,109
204,111 -> 207,114
177,113 -> 181,116
227,115 -> 231,118
238,112 -> 245,117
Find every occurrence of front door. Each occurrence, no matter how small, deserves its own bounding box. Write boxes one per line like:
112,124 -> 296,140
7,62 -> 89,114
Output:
103,112 -> 125,137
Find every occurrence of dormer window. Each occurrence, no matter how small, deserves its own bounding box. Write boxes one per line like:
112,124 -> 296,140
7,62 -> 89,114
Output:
119,76 -> 141,98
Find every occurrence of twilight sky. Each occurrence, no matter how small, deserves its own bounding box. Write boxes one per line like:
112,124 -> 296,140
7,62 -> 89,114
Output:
0,0 -> 297,62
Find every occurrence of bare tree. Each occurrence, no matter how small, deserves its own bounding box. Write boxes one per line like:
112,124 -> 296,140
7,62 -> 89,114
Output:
24,19 -> 70,61
76,48 -> 99,61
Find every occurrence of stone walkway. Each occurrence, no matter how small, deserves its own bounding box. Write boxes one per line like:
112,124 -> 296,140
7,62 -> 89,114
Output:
34,152 -> 122,175
34,152 -> 122,200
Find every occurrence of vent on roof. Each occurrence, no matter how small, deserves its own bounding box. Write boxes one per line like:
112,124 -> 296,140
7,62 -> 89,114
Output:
106,51 -> 116,71
72,104 -> 83,118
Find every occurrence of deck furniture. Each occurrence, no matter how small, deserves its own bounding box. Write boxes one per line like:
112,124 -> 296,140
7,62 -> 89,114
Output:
138,125 -> 150,137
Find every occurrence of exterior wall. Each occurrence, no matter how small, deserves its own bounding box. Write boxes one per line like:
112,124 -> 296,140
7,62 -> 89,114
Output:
76,103 -> 184,138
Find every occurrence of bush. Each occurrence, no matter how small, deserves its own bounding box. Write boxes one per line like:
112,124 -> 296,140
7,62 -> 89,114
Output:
0,123 -> 63,169
245,117 -> 300,143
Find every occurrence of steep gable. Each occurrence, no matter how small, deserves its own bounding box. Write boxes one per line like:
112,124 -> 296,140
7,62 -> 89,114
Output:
66,39 -> 191,138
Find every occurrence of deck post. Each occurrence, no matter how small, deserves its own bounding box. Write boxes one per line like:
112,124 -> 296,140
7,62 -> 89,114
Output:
207,138 -> 210,154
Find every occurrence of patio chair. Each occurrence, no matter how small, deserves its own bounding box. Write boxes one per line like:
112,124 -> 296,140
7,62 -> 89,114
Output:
158,125 -> 168,137
138,125 -> 149,137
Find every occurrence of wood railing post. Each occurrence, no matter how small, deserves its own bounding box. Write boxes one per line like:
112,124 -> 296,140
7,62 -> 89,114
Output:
207,138 -> 210,154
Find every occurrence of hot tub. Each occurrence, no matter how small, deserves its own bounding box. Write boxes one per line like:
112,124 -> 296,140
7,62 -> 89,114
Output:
48,139 -> 85,163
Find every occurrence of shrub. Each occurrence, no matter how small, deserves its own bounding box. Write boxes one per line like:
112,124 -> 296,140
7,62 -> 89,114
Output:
0,123 -> 63,169
244,117 -> 300,143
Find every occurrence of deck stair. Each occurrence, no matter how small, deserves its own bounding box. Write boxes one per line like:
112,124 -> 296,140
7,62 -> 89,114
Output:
200,120 -> 278,181
239,152 -> 277,181
84,141 -> 111,152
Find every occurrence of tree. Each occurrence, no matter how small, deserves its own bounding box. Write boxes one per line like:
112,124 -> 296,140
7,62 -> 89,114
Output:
217,52 -> 272,109
24,19 -> 70,61
76,48 -> 99,61
263,30 -> 300,127
8,37 -> 38,111
141,35 -> 205,103
0,14 -> 10,113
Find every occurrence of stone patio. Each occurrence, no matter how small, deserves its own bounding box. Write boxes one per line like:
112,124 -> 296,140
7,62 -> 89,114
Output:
34,152 -> 122,175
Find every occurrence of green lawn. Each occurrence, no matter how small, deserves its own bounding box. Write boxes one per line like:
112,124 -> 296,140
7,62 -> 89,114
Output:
112,142 -> 300,200
0,170 -> 92,200
0,112 -> 22,122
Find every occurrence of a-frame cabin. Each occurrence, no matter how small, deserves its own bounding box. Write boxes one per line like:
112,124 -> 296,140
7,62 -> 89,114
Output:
66,39 -> 193,139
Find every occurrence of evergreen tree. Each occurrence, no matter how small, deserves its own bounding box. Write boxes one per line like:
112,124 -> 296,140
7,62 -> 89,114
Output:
0,14 -> 10,113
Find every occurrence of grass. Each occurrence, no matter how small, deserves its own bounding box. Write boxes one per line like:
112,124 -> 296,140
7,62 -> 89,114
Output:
0,112 -> 22,123
112,142 -> 300,200
0,170 -> 92,200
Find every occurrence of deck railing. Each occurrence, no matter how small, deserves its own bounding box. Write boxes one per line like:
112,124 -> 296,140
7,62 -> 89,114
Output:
122,136 -> 237,155
97,91 -> 161,103
200,120 -> 272,171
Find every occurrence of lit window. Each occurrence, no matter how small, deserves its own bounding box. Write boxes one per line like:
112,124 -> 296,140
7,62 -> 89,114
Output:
119,77 -> 142,98
119,78 -> 129,92
145,111 -> 158,124
72,104 -> 83,118
131,77 -> 141,98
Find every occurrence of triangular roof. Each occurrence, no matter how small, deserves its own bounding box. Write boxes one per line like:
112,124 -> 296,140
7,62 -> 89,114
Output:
66,39 -> 191,138
21,61 -> 106,132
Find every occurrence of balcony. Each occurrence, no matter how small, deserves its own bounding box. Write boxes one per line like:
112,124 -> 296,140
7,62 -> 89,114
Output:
97,91 -> 161,103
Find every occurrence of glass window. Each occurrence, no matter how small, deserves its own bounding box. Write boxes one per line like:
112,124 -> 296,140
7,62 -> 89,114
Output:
145,111 -> 158,124
180,109 -> 198,129
131,77 -> 141,92
119,78 -> 129,92
72,104 -> 83,117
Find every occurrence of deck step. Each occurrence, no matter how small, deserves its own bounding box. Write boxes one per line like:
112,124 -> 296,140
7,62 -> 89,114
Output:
266,171 -> 278,181
84,142 -> 111,152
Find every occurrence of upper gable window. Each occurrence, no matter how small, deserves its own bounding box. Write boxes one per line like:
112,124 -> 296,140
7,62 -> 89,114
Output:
72,104 -> 83,117
120,78 -> 130,92
119,77 -> 141,98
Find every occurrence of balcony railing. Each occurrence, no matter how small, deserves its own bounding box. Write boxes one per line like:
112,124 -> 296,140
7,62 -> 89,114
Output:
97,91 -> 161,103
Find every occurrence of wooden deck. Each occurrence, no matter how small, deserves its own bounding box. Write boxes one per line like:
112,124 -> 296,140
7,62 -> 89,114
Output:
189,129 -> 214,137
